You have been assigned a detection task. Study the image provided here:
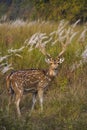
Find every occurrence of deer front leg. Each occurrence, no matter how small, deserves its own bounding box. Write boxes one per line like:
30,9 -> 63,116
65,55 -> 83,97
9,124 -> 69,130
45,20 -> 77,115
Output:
38,89 -> 44,112
29,92 -> 37,116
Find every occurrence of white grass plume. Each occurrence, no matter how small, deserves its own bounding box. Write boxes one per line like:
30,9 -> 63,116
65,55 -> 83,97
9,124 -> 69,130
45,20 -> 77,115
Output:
81,46 -> 87,62
1,63 -> 13,74
71,46 -> 87,72
8,46 -> 25,54
78,27 -> 87,43
25,32 -> 49,51
0,55 -> 10,63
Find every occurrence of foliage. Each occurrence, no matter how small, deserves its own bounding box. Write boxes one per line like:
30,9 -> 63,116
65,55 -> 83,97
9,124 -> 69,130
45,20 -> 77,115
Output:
0,20 -> 87,130
0,0 -> 87,22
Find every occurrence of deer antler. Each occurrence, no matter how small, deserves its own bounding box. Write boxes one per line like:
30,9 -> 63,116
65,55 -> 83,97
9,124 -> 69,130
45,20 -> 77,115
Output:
38,43 -> 51,59
31,33 -> 51,59
58,42 -> 69,57
58,33 -> 70,58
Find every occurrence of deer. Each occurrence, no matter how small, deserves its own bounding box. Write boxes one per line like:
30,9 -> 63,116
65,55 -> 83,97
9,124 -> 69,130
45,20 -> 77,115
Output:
6,24 -> 76,117
6,43 -> 68,118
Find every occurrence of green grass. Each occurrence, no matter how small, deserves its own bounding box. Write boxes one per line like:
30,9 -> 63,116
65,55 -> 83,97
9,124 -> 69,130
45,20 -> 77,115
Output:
0,21 -> 87,130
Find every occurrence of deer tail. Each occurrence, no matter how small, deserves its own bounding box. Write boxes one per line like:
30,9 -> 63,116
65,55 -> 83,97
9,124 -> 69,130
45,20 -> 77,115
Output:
6,72 -> 14,95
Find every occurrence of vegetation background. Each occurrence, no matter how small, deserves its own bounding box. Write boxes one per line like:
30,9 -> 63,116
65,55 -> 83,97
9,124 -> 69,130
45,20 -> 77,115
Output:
0,0 -> 87,22
0,0 -> 87,130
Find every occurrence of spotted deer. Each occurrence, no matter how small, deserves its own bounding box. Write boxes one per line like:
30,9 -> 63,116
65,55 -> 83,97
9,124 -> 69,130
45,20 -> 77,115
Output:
6,41 -> 69,117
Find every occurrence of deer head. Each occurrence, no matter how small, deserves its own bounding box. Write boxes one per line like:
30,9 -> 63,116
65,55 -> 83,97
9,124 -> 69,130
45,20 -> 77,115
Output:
36,42 -> 67,77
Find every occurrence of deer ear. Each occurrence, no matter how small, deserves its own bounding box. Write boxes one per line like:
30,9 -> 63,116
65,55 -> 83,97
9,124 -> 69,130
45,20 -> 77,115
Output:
45,57 -> 52,64
59,57 -> 64,64
45,58 -> 50,64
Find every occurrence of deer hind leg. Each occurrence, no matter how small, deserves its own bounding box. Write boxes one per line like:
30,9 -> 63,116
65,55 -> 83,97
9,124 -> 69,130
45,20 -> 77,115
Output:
38,89 -> 44,112
15,92 -> 22,118
12,82 -> 23,117
8,93 -> 15,112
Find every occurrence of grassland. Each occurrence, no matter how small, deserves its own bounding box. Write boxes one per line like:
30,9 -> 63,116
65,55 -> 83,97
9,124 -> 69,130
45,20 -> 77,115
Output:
0,20 -> 87,130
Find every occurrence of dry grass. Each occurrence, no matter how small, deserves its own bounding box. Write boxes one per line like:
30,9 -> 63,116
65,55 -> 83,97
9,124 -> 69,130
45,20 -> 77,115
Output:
0,20 -> 87,130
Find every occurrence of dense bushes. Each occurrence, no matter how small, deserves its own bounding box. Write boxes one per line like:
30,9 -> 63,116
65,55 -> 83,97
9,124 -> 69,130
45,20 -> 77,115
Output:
0,0 -> 87,22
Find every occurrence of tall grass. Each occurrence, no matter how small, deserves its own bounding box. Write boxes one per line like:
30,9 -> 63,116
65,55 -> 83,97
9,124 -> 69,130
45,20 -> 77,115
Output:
0,20 -> 87,130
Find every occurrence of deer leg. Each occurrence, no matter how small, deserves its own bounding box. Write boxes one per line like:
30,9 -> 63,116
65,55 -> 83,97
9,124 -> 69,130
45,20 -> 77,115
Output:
29,92 -> 37,116
31,92 -> 37,111
15,91 -> 23,117
7,94 -> 13,112
38,89 -> 43,112
11,81 -> 23,117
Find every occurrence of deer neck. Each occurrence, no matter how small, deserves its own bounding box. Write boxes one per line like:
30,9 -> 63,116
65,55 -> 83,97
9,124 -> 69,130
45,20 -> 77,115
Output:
47,67 -> 58,78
